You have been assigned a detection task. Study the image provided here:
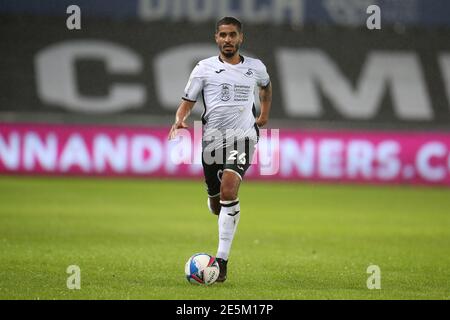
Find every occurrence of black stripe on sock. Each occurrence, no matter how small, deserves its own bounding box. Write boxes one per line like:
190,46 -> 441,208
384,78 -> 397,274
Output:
227,210 -> 240,216
221,201 -> 239,208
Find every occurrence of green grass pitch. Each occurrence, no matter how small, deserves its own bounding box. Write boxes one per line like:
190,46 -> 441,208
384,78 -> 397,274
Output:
0,176 -> 449,300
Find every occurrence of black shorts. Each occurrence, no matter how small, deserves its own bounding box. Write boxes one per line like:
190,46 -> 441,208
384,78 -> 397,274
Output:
202,137 -> 257,197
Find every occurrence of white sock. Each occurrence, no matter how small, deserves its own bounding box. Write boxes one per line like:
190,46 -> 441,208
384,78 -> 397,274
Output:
216,199 -> 240,261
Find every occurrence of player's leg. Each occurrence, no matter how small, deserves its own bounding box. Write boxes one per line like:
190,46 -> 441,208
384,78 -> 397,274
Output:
216,138 -> 255,282
216,170 -> 241,282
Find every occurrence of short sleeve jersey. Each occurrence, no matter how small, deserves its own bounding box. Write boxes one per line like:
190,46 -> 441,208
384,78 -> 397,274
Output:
183,55 -> 270,148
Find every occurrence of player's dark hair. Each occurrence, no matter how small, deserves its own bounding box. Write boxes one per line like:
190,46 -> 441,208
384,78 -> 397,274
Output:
215,17 -> 243,33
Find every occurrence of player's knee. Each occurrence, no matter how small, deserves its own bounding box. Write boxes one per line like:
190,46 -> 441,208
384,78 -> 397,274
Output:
220,185 -> 237,201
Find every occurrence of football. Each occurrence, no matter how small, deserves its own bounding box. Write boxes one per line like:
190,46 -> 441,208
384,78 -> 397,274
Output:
185,253 -> 220,285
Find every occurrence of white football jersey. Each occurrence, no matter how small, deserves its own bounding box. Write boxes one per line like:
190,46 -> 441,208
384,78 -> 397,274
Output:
183,55 -> 270,149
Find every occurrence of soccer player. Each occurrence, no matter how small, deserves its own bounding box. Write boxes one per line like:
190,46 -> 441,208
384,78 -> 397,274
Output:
168,17 -> 272,282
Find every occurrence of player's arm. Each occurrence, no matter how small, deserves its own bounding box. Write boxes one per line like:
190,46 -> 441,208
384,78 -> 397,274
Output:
169,62 -> 204,140
168,99 -> 196,140
256,82 -> 272,127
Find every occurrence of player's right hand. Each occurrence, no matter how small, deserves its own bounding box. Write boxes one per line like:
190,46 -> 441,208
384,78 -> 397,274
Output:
168,121 -> 189,140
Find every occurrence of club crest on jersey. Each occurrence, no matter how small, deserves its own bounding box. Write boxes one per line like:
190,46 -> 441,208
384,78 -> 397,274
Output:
220,83 -> 232,101
244,68 -> 254,77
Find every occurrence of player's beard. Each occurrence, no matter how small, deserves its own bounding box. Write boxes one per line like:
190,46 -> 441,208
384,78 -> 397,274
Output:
221,43 -> 240,58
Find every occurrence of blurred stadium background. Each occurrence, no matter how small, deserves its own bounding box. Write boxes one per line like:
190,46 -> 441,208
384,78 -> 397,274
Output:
1,0 -> 450,299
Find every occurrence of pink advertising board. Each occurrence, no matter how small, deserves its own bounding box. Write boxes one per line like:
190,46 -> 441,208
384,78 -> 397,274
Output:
1,122 -> 450,186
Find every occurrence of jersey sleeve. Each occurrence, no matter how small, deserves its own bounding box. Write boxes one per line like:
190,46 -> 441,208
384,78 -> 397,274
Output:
183,63 -> 205,102
255,60 -> 270,88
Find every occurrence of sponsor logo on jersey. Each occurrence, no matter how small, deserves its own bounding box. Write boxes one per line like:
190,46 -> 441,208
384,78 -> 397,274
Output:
220,83 -> 232,101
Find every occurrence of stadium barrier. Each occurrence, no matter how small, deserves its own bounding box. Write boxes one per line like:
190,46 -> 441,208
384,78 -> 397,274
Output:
1,122 -> 450,186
